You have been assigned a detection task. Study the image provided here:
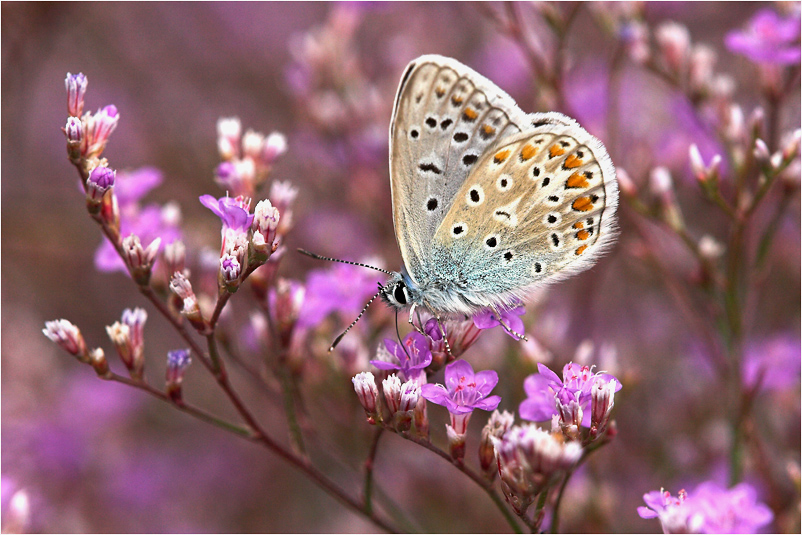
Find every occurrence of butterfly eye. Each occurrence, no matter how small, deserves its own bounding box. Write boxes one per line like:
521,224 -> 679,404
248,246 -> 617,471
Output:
393,282 -> 408,305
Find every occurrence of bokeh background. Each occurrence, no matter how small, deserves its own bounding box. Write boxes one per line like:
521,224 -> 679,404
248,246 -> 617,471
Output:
2,2 -> 799,533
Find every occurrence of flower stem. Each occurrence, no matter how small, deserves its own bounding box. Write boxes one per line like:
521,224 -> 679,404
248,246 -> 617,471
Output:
389,427 -> 523,533
363,427 -> 384,514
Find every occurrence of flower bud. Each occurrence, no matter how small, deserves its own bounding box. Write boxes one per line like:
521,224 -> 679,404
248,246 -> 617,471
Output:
413,396 -> 429,438
65,72 -> 87,117
447,424 -> 467,462
753,138 -> 771,166
220,254 -> 242,291
352,371 -> 380,424
688,44 -> 716,93
84,105 -> 119,158
650,167 -> 684,232
251,199 -> 280,261
698,235 -> 725,261
655,22 -> 690,74
122,234 -> 161,286
169,272 -> 206,331
382,373 -> 402,415
85,166 -> 116,211
163,240 -> 186,277
590,379 -> 617,440
122,307 -> 147,379
217,117 -> 242,160
89,347 -> 110,376
689,145 -> 722,184
479,410 -> 515,477
43,319 -> 88,361
166,348 -> 192,402
616,168 -> 637,197
556,390 -> 583,440
782,129 -> 801,162
242,129 -> 265,160
262,131 -> 287,164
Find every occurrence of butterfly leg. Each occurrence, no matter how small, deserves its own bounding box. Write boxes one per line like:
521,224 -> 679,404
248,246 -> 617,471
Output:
490,305 -> 529,342
407,303 -> 426,335
434,315 -> 454,359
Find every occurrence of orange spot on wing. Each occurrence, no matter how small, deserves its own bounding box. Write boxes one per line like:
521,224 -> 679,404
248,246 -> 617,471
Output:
572,221 -> 584,229
576,245 -> 588,255
564,154 -> 583,168
576,229 -> 590,240
572,196 -> 594,212
520,143 -> 537,160
463,107 -> 478,120
566,172 -> 590,189
482,124 -> 496,135
549,144 -> 565,158
435,86 -> 445,97
493,149 -> 511,164
452,95 -> 464,106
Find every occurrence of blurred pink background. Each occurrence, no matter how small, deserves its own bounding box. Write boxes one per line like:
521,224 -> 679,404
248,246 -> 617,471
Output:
2,2 -> 799,533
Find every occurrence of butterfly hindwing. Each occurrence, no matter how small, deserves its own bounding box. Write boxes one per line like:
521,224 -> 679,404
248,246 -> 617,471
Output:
430,123 -> 618,309
389,55 -> 532,284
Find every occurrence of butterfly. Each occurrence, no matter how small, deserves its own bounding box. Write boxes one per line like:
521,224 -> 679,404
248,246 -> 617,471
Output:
302,54 -> 618,347
379,55 -> 618,327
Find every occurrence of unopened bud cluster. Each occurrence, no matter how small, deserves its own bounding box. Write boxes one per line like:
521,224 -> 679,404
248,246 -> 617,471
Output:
492,425 -> 583,516
215,117 -> 287,198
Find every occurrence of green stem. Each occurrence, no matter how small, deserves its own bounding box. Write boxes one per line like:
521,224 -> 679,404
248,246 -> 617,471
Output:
278,363 -> 307,455
105,372 -> 253,437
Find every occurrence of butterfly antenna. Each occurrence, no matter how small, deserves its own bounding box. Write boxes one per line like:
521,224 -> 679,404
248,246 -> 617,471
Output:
329,286 -> 384,352
297,249 -> 394,275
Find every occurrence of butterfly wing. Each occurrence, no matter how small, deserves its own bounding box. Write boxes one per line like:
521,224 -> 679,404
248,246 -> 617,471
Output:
428,122 -> 618,313
389,55 -> 568,285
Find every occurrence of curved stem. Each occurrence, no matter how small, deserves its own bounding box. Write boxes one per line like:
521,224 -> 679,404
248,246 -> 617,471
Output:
363,427 -> 384,514
387,426 -> 523,533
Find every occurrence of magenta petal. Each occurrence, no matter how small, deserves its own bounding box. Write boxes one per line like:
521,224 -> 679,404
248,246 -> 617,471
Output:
519,395 -> 557,422
499,314 -> 525,339
420,383 -> 449,405
473,369 -> 499,393
523,373 -> 554,397
473,395 -> 501,411
444,360 -> 475,389
199,195 -> 222,216
370,360 -> 400,371
637,506 -> 658,519
536,364 -> 562,385
472,309 -> 499,329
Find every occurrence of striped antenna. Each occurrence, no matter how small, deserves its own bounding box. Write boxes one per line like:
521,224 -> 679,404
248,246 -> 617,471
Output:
328,285 -> 384,352
297,249 -> 394,275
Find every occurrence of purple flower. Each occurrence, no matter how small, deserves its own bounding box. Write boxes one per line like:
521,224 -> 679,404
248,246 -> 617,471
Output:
297,262 -> 383,329
638,482 -> 773,534
473,303 -> 526,339
420,360 -> 501,416
688,481 -> 773,533
519,362 -> 621,427
371,331 -> 432,384
725,8 -> 801,65
199,194 -> 254,234
638,488 -> 690,534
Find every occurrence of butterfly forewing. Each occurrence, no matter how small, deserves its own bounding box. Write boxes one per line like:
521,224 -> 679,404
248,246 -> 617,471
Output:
389,56 -> 531,284
431,124 -> 618,307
